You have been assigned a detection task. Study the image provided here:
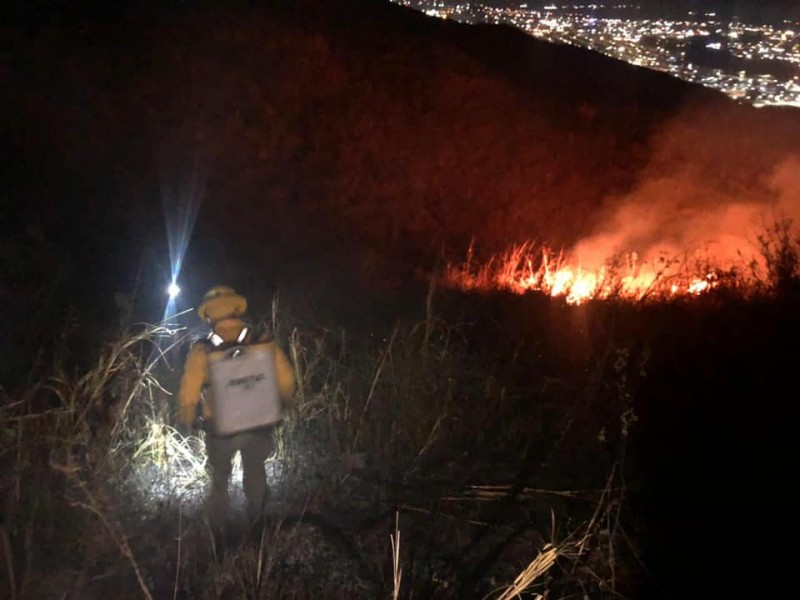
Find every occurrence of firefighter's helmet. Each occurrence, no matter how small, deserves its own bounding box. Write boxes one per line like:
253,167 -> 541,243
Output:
197,285 -> 247,323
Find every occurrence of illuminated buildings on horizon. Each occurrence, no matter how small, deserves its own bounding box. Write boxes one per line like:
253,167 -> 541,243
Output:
393,1 -> 800,108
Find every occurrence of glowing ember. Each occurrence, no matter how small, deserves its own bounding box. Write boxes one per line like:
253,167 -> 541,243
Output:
443,241 -> 733,304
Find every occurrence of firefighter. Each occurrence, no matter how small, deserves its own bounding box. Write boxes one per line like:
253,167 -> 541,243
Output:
178,285 -> 296,540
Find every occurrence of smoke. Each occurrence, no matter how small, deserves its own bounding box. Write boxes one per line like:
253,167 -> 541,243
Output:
770,155 -> 800,218
572,108 -> 800,273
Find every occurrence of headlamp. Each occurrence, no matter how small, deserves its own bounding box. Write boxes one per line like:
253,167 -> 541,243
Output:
167,281 -> 181,300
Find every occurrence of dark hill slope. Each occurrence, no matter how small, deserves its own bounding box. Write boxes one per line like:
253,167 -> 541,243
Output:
4,0 -> 799,289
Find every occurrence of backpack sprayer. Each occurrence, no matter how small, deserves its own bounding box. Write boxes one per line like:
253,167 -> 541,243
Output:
206,341 -> 282,435
192,286 -> 286,436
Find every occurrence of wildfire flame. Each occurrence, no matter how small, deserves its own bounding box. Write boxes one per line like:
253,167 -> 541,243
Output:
443,149 -> 800,304
444,241 -> 731,305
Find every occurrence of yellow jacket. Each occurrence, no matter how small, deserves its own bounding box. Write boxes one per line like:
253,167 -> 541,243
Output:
178,317 -> 296,426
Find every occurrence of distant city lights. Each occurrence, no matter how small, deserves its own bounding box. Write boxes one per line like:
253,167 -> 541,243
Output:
394,1 -> 800,108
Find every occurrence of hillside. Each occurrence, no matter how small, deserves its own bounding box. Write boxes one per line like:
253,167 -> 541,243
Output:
2,3 -> 800,598
7,0 -> 798,268
3,0 -> 799,372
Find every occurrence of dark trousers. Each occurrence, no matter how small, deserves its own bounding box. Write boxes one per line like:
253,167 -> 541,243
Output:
205,425 -> 276,530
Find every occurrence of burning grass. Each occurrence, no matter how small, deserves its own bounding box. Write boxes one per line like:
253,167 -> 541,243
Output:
444,240 -> 748,304
444,219 -> 800,304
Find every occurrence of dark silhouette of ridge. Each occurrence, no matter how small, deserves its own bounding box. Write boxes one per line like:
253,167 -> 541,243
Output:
266,0 -> 729,117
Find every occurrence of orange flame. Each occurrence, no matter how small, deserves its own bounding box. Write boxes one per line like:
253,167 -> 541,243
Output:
444,241 -> 731,304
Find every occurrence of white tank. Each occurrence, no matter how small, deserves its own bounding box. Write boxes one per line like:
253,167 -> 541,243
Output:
206,342 -> 282,435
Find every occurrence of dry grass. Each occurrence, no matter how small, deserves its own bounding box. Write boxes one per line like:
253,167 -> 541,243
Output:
0,291 -> 691,599
1,224 -> 797,598
493,543 -> 561,600
390,512 -> 402,600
